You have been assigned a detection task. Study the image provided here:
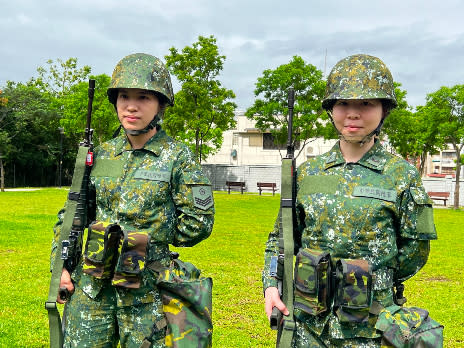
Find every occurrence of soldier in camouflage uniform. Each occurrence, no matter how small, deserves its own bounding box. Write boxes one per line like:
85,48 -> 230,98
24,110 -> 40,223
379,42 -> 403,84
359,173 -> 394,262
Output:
263,54 -> 437,347
51,53 -> 214,348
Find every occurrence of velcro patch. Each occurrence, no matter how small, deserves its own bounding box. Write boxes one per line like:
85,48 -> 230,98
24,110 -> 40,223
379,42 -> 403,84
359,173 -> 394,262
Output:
352,186 -> 396,202
134,169 -> 170,182
192,186 -> 213,210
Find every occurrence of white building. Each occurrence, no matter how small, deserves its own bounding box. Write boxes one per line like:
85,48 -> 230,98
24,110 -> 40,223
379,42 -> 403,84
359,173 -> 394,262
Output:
202,112 -> 336,192
203,112 -> 337,168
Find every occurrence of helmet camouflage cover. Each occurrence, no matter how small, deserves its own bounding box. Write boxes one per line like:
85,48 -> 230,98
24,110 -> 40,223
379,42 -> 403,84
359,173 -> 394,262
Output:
107,53 -> 174,106
322,54 -> 397,110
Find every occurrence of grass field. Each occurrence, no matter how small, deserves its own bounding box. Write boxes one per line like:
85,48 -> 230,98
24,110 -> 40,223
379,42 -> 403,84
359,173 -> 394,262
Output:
0,189 -> 462,347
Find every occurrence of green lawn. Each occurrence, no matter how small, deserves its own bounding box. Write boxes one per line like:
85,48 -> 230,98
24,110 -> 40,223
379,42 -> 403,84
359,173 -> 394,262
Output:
0,189 -> 462,347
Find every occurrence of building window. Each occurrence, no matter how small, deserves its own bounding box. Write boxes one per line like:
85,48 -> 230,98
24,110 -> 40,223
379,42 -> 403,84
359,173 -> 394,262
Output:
233,133 -> 238,146
263,133 -> 300,150
249,134 -> 262,147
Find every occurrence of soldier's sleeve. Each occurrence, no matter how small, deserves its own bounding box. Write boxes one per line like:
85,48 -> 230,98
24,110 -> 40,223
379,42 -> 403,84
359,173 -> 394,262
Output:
396,171 -> 437,282
50,207 -> 66,272
262,213 -> 280,292
171,146 -> 214,247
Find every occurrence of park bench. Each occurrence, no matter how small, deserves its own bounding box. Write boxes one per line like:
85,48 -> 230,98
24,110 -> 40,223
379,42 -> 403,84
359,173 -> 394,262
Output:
226,181 -> 246,194
427,191 -> 450,206
257,182 -> 278,196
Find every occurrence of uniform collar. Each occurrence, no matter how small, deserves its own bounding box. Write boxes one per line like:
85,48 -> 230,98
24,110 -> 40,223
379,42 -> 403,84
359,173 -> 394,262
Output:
115,128 -> 168,157
324,140 -> 387,171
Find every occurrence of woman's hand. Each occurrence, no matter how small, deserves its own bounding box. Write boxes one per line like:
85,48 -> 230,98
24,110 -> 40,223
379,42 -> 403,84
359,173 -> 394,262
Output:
264,286 -> 289,320
57,268 -> 75,304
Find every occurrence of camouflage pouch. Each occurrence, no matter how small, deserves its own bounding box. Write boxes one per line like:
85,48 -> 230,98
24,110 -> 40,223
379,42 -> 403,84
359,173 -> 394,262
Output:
293,248 -> 331,317
154,258 -> 213,348
335,258 -> 373,323
112,231 -> 149,288
83,221 -> 123,279
375,305 -> 444,348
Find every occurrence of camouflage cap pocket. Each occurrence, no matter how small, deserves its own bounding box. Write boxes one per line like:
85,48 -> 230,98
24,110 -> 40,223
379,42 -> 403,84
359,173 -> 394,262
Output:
294,248 -> 331,317
83,221 -> 123,279
375,305 -> 444,348
335,258 -> 373,323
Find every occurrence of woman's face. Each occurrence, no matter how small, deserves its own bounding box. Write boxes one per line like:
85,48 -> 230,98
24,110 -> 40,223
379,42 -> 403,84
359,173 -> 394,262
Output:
116,88 -> 160,132
331,99 -> 383,142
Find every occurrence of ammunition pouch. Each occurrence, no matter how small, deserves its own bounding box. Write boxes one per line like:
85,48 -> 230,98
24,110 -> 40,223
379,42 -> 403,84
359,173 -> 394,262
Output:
147,257 -> 213,348
83,221 -> 150,289
83,221 -> 123,279
112,231 -> 150,288
293,248 -> 331,317
375,305 -> 444,348
335,258 -> 373,324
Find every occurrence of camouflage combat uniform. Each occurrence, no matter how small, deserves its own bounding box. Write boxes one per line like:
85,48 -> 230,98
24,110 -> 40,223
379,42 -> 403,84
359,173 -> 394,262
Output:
263,140 -> 436,347
51,128 -> 214,348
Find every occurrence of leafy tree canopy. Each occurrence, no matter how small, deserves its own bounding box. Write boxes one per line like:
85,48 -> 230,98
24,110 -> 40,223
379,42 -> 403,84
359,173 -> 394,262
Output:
164,35 -> 236,162
245,55 -> 329,158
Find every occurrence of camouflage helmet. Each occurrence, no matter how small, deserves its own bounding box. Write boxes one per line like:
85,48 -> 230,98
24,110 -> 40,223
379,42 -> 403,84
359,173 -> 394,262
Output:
107,53 -> 174,106
322,54 -> 397,110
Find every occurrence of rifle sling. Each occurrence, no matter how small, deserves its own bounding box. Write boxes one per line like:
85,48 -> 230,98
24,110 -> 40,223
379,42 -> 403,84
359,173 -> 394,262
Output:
278,158 -> 296,347
46,145 -> 89,348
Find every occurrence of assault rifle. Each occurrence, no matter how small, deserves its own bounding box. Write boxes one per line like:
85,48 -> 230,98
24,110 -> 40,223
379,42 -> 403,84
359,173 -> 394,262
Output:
46,79 -> 95,348
269,87 -> 297,347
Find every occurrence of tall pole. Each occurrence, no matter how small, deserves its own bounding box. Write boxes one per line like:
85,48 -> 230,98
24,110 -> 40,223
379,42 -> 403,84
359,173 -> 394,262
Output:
58,127 -> 64,188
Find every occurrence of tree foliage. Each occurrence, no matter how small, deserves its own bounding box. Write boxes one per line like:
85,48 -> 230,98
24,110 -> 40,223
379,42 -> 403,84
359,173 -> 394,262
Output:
421,85 -> 464,208
33,57 -> 92,97
164,35 -> 237,162
0,82 -> 61,190
245,56 -> 329,158
60,74 -> 118,146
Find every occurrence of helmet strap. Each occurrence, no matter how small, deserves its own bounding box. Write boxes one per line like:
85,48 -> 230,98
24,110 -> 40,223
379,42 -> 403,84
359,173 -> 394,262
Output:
327,110 -> 385,147
124,114 -> 160,136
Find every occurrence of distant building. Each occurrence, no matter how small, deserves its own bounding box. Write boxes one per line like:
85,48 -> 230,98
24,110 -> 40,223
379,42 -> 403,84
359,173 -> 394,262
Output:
425,145 -> 463,178
203,112 -> 337,168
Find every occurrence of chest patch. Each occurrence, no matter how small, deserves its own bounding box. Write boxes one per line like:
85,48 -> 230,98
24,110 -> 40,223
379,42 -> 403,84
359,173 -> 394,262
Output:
134,169 -> 171,182
91,159 -> 124,178
298,175 -> 340,195
352,186 -> 396,202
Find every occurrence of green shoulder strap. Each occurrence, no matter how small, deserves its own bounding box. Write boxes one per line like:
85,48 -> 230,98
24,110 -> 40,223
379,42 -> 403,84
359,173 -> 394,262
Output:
277,158 -> 296,347
45,145 -> 89,348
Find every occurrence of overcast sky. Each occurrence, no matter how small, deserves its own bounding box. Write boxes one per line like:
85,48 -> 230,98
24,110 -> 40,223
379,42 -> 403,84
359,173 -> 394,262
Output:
2,0 -> 463,111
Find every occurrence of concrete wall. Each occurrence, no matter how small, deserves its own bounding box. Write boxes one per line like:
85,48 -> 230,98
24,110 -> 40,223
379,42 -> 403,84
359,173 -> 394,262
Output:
202,164 -> 281,193
203,164 -> 464,206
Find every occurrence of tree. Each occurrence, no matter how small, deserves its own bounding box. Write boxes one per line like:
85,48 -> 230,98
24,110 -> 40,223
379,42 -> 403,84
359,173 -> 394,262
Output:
33,57 -> 91,97
245,56 -> 329,158
60,74 -> 118,147
164,35 -> 237,162
382,83 -> 438,174
0,82 -> 61,190
422,85 -> 464,209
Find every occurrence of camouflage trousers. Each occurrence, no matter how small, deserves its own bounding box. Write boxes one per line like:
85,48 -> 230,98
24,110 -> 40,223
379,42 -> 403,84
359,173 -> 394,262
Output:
63,283 -> 166,348
292,321 -> 384,348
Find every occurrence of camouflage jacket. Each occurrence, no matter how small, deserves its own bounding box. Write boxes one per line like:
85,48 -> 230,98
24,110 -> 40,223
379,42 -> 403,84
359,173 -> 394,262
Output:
51,128 -> 214,307
263,140 -> 436,339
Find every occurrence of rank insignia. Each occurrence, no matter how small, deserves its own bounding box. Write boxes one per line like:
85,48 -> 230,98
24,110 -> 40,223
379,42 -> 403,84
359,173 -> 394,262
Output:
192,186 -> 213,210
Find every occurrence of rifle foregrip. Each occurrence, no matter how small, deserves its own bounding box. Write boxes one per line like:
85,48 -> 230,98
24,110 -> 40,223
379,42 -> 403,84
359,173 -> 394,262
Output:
270,307 -> 282,330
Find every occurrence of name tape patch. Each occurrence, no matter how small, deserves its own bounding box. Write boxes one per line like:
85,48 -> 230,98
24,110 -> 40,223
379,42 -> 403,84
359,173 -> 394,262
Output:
134,169 -> 171,182
352,186 -> 396,202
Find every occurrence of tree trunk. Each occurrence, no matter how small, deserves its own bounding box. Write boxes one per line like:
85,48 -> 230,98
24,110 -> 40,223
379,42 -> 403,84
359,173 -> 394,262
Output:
453,144 -> 463,209
0,151 -> 4,192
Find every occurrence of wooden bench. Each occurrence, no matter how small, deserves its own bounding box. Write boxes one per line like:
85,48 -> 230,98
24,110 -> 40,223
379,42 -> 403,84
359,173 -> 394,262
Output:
226,181 -> 245,194
257,182 -> 278,196
427,192 -> 450,206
